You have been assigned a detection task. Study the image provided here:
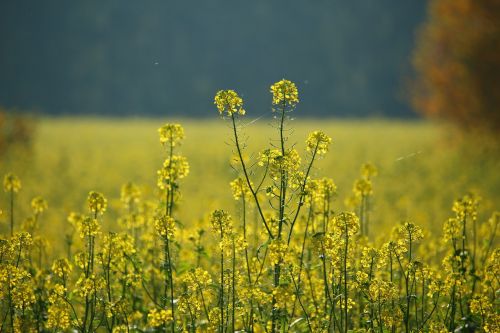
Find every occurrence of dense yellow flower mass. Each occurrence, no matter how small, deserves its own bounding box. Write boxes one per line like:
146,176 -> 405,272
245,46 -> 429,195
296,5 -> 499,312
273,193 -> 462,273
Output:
148,308 -> 173,327
3,172 -> 21,192
120,181 -> 141,207
154,215 -> 176,238
214,89 -> 245,116
51,258 -> 72,278
0,79 -> 497,333
333,212 -> 360,236
229,177 -> 252,201
158,123 -> 185,147
30,196 -> 48,214
77,216 -> 101,238
306,130 -> 332,155
270,79 -> 299,106
157,155 -> 190,189
87,191 -> 107,215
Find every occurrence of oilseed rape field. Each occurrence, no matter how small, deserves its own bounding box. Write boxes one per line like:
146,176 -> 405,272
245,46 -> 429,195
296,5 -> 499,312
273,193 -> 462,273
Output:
0,80 -> 498,332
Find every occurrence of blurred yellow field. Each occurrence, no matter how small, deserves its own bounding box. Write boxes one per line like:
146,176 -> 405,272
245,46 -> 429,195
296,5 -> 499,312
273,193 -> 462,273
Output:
2,117 -> 498,238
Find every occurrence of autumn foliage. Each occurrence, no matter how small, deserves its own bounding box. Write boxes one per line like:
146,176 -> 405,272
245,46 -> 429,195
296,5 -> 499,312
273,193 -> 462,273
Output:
412,0 -> 500,134
0,108 -> 34,155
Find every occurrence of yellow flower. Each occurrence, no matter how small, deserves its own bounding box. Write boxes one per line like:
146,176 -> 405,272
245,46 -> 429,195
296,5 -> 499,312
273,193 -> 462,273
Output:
46,303 -> 71,330
157,155 -> 190,189
31,196 -> 48,214
120,182 -> 141,207
154,215 -> 176,239
74,273 -> 105,297
51,258 -> 73,279
210,209 -> 233,240
270,79 -> 299,107
306,131 -> 332,155
268,238 -> 288,265
11,231 -> 33,249
147,308 -> 173,327
333,212 -> 360,237
272,284 -> 295,309
158,123 -> 185,146
361,162 -> 378,179
336,297 -> 355,312
396,222 -> 424,244
77,217 -> 101,238
67,212 -> 83,227
3,172 -> 21,192
87,191 -> 107,215
353,178 -> 373,196
258,148 -> 301,178
229,177 -> 252,201
307,177 -> 337,204
214,90 -> 245,116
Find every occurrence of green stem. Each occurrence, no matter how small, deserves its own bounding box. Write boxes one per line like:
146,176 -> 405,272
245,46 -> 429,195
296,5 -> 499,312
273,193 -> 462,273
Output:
10,189 -> 14,237
220,225 -> 225,333
230,114 -> 273,239
232,239 -> 236,332
343,221 -> 349,333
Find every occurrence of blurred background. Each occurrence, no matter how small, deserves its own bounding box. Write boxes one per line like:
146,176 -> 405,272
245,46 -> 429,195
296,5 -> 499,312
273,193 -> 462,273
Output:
0,0 -> 498,243
0,0 -> 425,118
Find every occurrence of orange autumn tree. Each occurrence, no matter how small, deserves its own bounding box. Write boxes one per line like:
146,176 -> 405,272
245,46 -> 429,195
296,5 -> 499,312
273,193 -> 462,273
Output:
412,0 -> 500,135
0,107 -> 35,156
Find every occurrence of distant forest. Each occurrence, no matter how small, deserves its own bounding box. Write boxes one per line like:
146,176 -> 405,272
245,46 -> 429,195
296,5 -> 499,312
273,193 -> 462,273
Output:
0,0 -> 425,117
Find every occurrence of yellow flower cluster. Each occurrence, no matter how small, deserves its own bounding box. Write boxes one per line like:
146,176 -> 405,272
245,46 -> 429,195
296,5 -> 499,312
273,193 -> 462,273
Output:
51,258 -> 73,278
3,172 -> 21,192
272,284 -> 296,309
147,308 -> 173,327
74,273 -> 105,297
307,177 -> 337,204
353,178 -> 372,196
333,212 -> 360,236
0,265 -> 35,309
77,217 -> 101,238
31,196 -> 48,214
120,182 -> 141,207
182,268 -> 212,292
270,79 -> 299,106
87,191 -> 107,215
46,284 -> 70,331
210,209 -> 233,237
158,123 -> 185,147
157,155 -> 190,189
229,177 -> 252,201
361,162 -> 378,179
258,148 -> 301,179
268,238 -> 289,265
214,89 -> 245,116
154,215 -> 176,239
367,279 -> 398,302
396,222 -> 424,244
306,131 -> 332,155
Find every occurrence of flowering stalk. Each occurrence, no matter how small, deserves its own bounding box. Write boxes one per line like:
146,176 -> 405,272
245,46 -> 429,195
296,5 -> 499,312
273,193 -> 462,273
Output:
4,173 -> 21,237
156,123 -> 188,332
230,113 -> 273,239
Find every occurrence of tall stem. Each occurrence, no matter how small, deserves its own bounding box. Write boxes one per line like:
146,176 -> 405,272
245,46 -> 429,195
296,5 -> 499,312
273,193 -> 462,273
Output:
220,238 -> 224,333
230,114 -> 273,239
343,222 -> 349,333
10,189 -> 14,237
232,239 -> 236,332
272,101 -> 287,333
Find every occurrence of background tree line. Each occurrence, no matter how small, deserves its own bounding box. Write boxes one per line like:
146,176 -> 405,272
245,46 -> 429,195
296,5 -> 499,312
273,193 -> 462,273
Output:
0,0 -> 425,117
